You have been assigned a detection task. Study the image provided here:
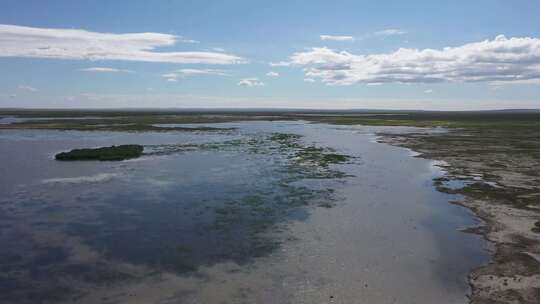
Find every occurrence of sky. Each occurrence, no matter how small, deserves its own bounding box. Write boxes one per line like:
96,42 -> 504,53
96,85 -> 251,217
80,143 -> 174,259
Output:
1,0 -> 540,110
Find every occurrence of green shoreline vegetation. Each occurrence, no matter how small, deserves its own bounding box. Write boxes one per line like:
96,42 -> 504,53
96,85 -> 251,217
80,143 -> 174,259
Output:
55,145 -> 144,161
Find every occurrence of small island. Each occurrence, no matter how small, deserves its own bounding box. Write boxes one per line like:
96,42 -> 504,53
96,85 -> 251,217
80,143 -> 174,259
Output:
55,145 -> 143,161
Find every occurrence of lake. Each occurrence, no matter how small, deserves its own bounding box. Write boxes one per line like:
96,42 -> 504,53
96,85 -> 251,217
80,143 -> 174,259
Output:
0,121 -> 488,304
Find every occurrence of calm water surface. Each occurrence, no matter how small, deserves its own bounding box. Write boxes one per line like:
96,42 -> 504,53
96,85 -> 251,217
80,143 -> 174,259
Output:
0,121 -> 488,303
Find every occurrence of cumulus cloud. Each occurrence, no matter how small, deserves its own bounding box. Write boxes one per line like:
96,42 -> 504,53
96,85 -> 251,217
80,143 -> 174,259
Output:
288,35 -> 540,85
0,24 -> 243,64
320,35 -> 355,42
304,78 -> 315,82
266,71 -> 279,77
424,89 -> 434,94
238,78 -> 264,87
80,67 -> 133,73
18,85 -> 37,92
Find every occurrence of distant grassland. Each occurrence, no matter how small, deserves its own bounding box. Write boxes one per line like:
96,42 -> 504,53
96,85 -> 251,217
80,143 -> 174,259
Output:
1,109 -> 539,131
300,111 -> 540,129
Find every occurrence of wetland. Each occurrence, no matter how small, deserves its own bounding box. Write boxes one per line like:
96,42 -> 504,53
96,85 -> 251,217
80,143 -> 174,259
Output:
1,109 -> 539,303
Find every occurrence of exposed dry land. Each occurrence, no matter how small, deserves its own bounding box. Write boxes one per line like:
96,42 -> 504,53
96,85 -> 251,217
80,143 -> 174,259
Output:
2,108 -> 540,303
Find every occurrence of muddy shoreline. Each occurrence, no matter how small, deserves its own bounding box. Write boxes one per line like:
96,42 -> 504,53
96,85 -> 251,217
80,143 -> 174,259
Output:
378,128 -> 540,304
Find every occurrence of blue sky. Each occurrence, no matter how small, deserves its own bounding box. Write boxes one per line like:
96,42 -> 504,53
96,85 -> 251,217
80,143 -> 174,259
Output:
1,0 -> 540,109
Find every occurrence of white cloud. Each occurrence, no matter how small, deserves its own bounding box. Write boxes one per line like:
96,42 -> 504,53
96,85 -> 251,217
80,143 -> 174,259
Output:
269,61 -> 291,67
317,30 -> 405,44
18,85 -> 37,92
80,67 -> 133,73
176,68 -> 228,77
238,78 -> 264,87
489,78 -> 540,86
289,35 -> 540,85
320,35 -> 355,42
0,24 -> 243,64
162,73 -> 178,82
212,47 -> 226,52
266,71 -> 279,77
162,73 -> 177,78
424,89 -> 434,94
161,69 -> 228,82
373,29 -> 407,36
178,37 -> 199,44
304,78 -> 315,82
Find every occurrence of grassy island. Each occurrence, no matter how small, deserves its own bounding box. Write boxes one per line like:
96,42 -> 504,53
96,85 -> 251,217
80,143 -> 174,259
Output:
55,145 -> 143,161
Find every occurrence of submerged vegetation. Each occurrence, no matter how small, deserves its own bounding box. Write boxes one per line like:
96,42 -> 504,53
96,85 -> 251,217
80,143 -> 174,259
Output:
270,132 -> 352,178
270,132 -> 351,167
4,126 -> 356,302
55,145 -> 143,161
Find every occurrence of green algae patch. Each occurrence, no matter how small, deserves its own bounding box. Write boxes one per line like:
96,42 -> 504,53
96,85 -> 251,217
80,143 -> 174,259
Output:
55,145 -> 143,161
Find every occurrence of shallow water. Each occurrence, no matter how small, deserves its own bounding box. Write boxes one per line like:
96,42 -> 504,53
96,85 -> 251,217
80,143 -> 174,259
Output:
0,121 -> 488,303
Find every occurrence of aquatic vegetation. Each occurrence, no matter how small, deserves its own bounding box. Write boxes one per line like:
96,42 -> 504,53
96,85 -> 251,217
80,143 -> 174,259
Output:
144,139 -> 246,156
202,133 -> 352,240
55,145 -> 143,161
268,132 -> 353,181
270,132 -> 351,167
270,132 -> 302,144
295,146 -> 349,167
